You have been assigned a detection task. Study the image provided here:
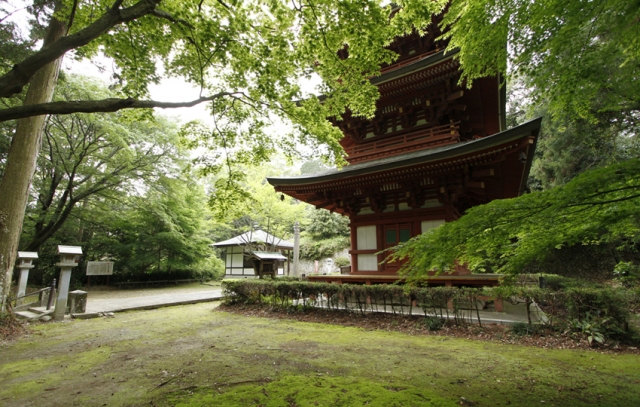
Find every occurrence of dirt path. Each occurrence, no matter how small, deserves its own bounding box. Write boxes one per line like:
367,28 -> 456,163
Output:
78,283 -> 223,314
1,302 -> 639,406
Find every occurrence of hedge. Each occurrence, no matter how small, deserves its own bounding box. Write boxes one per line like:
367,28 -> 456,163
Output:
222,279 -> 640,342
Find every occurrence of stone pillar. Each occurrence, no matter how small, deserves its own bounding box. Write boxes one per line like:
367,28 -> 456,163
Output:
53,245 -> 82,321
293,222 -> 300,277
53,268 -> 72,321
16,269 -> 29,303
15,252 -> 37,305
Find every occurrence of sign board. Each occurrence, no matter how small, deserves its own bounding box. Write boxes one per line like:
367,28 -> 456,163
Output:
86,261 -> 114,276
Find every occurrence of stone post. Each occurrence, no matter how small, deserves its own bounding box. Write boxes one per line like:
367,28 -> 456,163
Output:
293,222 -> 300,277
53,245 -> 82,321
16,252 -> 38,305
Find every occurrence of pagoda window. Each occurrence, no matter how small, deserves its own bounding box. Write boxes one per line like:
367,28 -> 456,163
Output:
356,225 -> 378,271
384,224 -> 412,249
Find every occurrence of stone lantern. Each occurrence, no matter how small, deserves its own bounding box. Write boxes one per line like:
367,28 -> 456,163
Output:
53,245 -> 82,321
16,251 -> 38,304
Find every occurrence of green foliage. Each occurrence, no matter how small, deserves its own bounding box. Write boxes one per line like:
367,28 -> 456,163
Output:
300,236 -> 350,260
334,256 -> 350,268
390,159 -> 640,277
300,207 -> 350,259
613,262 -> 640,288
206,160 -> 307,240
562,287 -> 631,340
421,316 -> 445,332
305,208 -> 350,240
442,0 -> 640,125
20,75 -> 182,252
509,322 -> 537,336
102,178 -> 221,281
569,318 -> 605,346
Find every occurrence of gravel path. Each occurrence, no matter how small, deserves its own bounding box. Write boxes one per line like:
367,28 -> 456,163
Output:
77,283 -> 224,314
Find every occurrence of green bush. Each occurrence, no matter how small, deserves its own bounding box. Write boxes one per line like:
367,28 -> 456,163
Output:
334,256 -> 351,268
221,279 -> 639,343
300,236 -> 350,260
422,316 -> 445,331
614,262 -> 640,288
510,322 -> 538,336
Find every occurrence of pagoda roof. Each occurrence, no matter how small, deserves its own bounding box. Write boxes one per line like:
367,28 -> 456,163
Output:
315,48 -> 459,101
268,117 -> 541,190
372,48 -> 459,85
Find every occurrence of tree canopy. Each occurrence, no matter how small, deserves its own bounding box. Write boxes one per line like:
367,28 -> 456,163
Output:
20,75 -> 182,252
444,0 -> 639,125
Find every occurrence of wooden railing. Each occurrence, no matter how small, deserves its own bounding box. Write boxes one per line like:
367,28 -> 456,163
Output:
345,122 -> 461,164
12,279 -> 56,310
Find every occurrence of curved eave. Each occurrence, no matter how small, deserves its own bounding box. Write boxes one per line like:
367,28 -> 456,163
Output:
372,48 -> 459,85
308,48 -> 460,104
268,117 -> 541,189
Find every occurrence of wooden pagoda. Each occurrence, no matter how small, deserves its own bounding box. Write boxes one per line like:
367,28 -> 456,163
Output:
268,15 -> 541,286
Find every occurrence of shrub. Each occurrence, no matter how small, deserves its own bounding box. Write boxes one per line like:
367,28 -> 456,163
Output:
422,316 -> 445,331
510,322 -> 537,336
334,256 -> 351,268
221,279 -> 639,343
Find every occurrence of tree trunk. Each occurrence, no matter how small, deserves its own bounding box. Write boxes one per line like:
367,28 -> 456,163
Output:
0,14 -> 67,311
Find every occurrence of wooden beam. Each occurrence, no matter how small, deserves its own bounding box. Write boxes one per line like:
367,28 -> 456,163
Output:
471,168 -> 495,178
446,90 -> 464,101
465,181 -> 485,189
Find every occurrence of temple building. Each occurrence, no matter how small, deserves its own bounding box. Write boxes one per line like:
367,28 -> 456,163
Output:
212,229 -> 293,279
267,14 -> 541,286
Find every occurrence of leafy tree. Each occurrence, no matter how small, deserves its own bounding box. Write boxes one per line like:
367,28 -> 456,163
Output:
506,78 -> 639,191
443,0 -> 639,125
20,75 -> 181,251
207,159 -> 308,240
93,177 -> 223,281
390,159 -> 640,279
0,1 -> 67,310
300,159 -> 329,175
305,208 -> 350,241
300,207 -> 350,260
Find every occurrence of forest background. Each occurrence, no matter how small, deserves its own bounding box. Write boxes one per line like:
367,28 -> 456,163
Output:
0,0 -> 638,301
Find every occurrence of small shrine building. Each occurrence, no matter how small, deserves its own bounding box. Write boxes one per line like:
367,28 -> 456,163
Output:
267,14 -> 541,286
212,230 -> 293,279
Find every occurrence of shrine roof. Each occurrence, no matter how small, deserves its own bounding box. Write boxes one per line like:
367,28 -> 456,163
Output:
250,252 -> 288,261
268,117 -> 541,187
212,230 -> 294,249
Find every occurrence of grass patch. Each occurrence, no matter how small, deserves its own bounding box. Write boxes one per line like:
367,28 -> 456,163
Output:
0,302 -> 639,406
171,375 -> 455,406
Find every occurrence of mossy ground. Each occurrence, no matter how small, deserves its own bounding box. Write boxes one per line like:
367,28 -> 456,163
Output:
1,302 -> 639,406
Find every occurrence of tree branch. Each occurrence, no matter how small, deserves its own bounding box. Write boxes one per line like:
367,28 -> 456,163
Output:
150,9 -> 194,29
0,92 -> 240,121
0,0 -> 162,98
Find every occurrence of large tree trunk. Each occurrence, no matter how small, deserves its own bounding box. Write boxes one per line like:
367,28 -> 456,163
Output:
0,15 -> 67,311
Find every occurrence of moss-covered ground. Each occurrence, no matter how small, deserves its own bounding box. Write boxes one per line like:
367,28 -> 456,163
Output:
1,302 -> 639,406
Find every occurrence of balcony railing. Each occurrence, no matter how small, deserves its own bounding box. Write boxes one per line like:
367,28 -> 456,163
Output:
345,121 -> 461,164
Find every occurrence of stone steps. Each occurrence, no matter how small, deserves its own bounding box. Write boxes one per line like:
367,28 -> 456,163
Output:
15,307 -> 54,321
